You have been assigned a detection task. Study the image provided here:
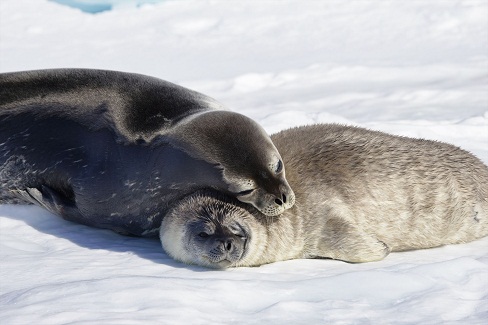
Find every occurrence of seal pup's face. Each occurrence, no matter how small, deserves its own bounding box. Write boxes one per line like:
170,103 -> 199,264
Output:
160,191 -> 266,269
175,111 -> 295,216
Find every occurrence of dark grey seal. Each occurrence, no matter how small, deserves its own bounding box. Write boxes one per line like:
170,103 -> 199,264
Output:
0,69 -> 295,236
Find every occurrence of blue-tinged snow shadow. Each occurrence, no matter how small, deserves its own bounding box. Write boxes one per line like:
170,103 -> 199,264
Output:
49,0 -> 165,14
0,204 -> 205,270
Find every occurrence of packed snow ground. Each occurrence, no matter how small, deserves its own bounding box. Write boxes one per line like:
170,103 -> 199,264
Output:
1,0 -> 487,324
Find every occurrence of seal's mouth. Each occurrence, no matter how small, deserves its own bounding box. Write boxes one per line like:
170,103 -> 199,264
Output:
216,259 -> 232,268
203,256 -> 235,269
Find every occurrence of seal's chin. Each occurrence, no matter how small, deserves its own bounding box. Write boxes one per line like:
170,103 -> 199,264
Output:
203,256 -> 237,269
203,244 -> 247,269
215,259 -> 233,269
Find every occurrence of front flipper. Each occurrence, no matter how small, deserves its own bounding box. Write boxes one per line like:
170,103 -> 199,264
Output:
318,217 -> 391,263
12,185 -> 85,223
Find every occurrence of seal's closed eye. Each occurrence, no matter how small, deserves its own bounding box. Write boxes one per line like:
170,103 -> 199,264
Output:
237,189 -> 254,196
198,232 -> 210,238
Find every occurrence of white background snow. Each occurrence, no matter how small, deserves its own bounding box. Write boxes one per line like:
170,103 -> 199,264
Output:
1,0 -> 487,324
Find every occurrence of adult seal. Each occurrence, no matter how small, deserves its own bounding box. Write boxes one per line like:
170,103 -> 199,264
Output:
0,69 -> 294,236
160,124 -> 488,268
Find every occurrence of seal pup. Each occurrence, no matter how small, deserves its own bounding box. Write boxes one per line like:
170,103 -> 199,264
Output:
160,124 -> 488,268
0,69 -> 294,236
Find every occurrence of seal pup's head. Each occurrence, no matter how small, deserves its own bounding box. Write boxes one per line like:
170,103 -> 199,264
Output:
160,190 -> 268,268
170,111 -> 295,216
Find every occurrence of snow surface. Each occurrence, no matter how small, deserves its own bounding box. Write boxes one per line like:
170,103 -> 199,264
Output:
1,0 -> 487,324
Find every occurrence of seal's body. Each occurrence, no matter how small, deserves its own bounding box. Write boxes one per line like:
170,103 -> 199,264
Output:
160,124 -> 488,268
0,69 -> 294,236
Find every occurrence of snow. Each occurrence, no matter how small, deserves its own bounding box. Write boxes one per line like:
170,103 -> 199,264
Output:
1,0 -> 487,324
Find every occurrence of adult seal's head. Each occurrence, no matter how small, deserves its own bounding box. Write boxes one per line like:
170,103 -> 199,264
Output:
167,110 -> 295,216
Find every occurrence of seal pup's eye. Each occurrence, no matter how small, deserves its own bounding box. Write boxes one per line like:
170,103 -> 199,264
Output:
234,233 -> 247,239
198,232 -> 210,238
230,225 -> 247,239
238,189 -> 254,196
275,160 -> 283,174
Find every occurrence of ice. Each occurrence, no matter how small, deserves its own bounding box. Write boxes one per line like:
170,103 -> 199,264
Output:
1,0 -> 487,324
49,0 -> 164,13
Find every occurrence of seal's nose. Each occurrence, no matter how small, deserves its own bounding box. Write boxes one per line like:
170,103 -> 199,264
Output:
274,193 -> 287,206
217,237 -> 235,251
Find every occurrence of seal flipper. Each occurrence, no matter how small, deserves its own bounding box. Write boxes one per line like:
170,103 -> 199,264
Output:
317,217 -> 391,263
13,185 -> 85,223
14,185 -> 137,236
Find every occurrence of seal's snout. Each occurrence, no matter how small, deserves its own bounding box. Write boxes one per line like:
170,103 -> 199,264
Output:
279,183 -> 295,209
247,183 -> 295,217
269,180 -> 294,206
217,237 -> 235,252
206,232 -> 245,268
274,193 -> 288,206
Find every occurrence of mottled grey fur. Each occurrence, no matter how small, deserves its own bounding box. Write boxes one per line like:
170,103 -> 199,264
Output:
160,124 -> 488,268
